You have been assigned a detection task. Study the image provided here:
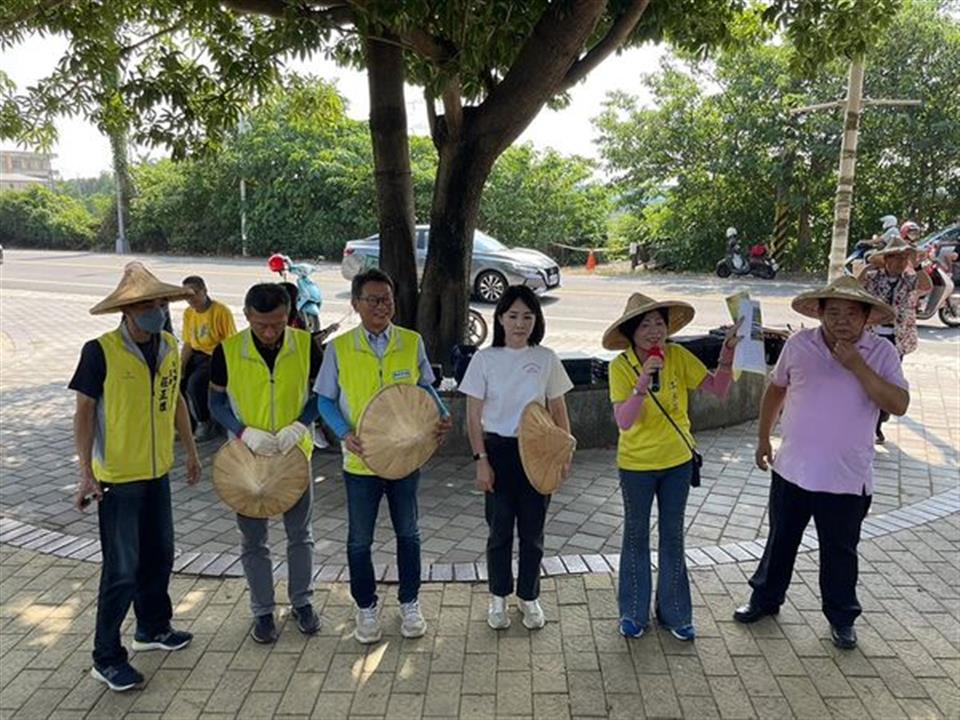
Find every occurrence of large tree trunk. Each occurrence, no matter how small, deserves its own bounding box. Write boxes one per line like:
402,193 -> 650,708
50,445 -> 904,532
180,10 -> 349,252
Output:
827,57 -> 865,281
417,131 -> 497,366
364,32 -> 419,327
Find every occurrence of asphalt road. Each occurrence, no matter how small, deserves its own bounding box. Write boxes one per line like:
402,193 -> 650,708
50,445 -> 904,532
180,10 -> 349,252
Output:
1,248 -> 957,363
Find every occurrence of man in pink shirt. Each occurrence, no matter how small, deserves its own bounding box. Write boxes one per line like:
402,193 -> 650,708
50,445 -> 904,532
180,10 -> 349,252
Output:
733,277 -> 909,650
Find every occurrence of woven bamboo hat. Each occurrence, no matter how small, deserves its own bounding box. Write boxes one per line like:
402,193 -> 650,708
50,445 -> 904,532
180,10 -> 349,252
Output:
518,402 -> 577,495
602,292 -> 695,350
872,234 -> 918,261
89,261 -> 194,315
357,384 -> 440,479
791,276 -> 895,326
212,441 -> 310,518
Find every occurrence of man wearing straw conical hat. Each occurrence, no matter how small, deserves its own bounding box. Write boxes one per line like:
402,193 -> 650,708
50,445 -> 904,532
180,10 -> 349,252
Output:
208,283 -> 324,645
315,268 -> 452,645
68,262 -> 201,692
733,276 -> 909,650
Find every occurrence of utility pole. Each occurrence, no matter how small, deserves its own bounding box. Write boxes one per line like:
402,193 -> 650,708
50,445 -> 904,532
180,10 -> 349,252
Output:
790,56 -> 920,280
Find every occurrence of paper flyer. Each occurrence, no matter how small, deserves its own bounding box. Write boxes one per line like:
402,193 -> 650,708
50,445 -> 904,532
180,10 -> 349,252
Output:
725,291 -> 767,375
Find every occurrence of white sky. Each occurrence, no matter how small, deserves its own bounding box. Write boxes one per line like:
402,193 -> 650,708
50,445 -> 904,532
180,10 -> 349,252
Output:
1,34 -> 662,179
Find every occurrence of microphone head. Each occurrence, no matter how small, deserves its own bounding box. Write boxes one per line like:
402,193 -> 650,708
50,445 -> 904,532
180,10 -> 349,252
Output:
648,345 -> 664,359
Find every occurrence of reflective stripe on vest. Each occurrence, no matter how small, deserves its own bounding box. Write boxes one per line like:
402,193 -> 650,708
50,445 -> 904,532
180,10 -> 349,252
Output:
222,328 -> 314,459
92,327 -> 179,483
332,325 -> 421,475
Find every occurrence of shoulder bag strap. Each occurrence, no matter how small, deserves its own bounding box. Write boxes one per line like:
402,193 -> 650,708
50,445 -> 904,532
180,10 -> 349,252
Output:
627,359 -> 697,453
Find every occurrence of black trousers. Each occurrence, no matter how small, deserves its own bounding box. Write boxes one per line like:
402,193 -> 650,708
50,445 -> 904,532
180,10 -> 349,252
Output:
181,352 -> 211,424
94,476 -> 175,667
484,434 -> 550,601
749,472 -> 871,628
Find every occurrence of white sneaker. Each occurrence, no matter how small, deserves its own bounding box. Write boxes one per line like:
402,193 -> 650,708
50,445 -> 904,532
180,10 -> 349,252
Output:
354,603 -> 382,644
399,599 -> 427,638
487,595 -> 511,630
519,598 -> 546,630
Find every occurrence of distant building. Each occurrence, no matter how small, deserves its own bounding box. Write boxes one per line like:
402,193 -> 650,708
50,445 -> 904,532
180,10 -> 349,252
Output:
0,149 -> 58,192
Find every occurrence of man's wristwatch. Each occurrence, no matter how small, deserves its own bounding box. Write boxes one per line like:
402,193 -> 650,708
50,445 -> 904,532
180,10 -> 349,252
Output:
472,452 -> 487,461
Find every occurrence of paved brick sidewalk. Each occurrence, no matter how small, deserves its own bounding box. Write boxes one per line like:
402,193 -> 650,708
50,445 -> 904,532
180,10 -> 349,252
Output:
2,513 -> 958,719
2,289 -> 958,579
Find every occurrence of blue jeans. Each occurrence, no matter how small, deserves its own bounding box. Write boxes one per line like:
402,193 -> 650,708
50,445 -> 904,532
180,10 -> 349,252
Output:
94,476 -> 174,667
344,470 -> 421,609
617,462 -> 692,630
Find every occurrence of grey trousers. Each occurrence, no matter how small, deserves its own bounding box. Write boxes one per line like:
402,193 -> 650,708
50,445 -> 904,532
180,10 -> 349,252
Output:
236,484 -> 314,617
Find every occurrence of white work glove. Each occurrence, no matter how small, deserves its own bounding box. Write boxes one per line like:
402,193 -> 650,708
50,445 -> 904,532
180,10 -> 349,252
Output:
240,427 -> 279,456
275,421 -> 309,455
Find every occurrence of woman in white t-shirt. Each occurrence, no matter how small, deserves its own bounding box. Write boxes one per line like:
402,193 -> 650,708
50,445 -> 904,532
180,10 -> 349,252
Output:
459,285 -> 574,631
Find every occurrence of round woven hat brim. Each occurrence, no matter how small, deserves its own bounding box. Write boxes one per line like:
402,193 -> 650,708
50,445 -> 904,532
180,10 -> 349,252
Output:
518,402 -> 577,495
601,297 -> 695,350
357,385 -> 440,480
212,441 -> 310,518
90,262 -> 194,315
791,276 -> 895,326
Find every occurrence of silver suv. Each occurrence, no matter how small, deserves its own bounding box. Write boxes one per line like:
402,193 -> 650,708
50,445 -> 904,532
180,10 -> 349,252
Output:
341,226 -> 561,303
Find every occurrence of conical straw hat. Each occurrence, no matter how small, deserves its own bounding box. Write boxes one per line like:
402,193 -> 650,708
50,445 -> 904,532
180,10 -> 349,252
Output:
212,441 -> 310,518
601,293 -> 695,350
872,234 -> 918,260
89,261 -> 194,315
791,276 -> 895,326
518,402 -> 577,495
357,384 -> 440,479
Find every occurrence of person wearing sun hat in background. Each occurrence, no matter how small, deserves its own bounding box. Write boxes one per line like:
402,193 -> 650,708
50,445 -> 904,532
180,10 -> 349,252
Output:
858,235 -> 931,444
603,292 -> 741,642
733,276 -> 908,650
69,262 -> 201,693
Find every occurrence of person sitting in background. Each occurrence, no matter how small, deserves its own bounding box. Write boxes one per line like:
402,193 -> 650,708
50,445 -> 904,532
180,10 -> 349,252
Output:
180,276 -> 236,441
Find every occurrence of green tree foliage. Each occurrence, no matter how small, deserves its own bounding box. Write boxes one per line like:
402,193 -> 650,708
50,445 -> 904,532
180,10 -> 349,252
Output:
0,184 -> 97,248
594,0 -> 959,272
38,78 -> 607,261
479,145 -> 611,256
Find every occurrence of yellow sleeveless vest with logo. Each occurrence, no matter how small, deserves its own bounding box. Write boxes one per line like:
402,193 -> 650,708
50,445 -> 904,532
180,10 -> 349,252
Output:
332,325 -> 421,475
222,328 -> 314,459
93,328 -> 179,483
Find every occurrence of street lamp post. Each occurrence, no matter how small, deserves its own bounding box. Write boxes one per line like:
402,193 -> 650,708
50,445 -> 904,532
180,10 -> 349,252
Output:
238,115 -> 251,257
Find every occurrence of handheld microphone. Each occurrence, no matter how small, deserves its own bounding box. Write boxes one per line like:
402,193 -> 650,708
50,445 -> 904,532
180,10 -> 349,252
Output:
648,345 -> 663,392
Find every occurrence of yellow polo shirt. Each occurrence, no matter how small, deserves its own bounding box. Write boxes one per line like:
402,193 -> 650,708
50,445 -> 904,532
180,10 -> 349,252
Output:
609,344 -> 707,471
182,300 -> 236,355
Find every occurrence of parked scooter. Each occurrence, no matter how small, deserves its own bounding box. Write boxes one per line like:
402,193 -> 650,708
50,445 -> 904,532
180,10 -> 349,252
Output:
716,227 -> 778,279
268,253 -> 324,332
917,246 -> 959,327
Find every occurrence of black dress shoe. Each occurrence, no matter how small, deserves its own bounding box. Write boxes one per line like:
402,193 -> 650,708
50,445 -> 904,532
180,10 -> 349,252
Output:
733,602 -> 779,624
831,624 -> 857,649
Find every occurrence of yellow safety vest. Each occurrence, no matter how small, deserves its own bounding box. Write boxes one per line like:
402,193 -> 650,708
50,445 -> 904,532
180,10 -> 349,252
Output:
221,328 -> 314,459
92,327 -> 179,483
332,325 -> 421,475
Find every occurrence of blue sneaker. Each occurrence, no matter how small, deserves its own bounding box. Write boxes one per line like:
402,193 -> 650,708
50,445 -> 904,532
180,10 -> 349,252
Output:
669,624 -> 696,642
131,628 -> 193,652
619,618 -> 645,638
90,661 -> 144,692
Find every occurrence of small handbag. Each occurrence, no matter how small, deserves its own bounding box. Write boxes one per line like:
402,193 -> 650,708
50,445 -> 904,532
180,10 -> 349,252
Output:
628,358 -> 703,487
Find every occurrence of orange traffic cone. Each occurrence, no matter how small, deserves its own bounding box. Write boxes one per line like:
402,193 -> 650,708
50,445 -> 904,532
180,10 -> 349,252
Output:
586,250 -> 597,272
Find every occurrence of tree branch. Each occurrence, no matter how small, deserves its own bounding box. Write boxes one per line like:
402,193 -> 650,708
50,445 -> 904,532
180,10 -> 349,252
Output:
400,27 -> 456,65
474,0 -> 607,152
120,20 -> 189,57
561,0 -> 650,91
441,75 -> 463,141
220,0 -> 351,23
424,87 -> 437,143
0,0 -> 70,32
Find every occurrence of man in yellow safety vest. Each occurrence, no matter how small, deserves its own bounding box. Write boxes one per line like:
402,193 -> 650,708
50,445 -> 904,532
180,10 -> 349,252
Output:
69,262 -> 201,692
